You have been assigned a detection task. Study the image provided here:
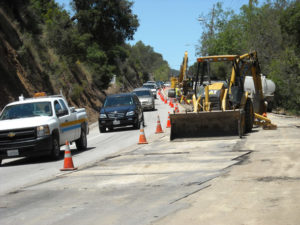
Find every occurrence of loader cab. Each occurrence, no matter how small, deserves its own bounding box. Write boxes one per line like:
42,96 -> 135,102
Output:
196,57 -> 244,110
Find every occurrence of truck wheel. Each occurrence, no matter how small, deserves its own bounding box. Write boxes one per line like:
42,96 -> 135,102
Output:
51,136 -> 61,160
245,98 -> 254,133
238,116 -> 244,138
76,129 -> 87,151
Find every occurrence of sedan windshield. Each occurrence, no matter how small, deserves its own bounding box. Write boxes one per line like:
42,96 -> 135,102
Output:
133,91 -> 151,97
104,96 -> 133,107
0,102 -> 52,120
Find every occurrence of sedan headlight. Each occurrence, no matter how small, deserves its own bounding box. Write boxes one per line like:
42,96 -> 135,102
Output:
37,125 -> 50,137
100,113 -> 107,119
126,111 -> 135,116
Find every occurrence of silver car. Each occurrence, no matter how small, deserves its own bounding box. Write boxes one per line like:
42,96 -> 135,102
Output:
132,88 -> 155,111
142,83 -> 157,98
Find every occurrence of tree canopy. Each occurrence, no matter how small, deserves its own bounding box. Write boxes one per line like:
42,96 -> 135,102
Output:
195,0 -> 300,114
15,0 -> 169,92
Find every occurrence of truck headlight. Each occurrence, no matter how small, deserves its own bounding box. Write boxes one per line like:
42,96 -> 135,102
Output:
37,125 -> 50,137
100,114 -> 107,119
126,111 -> 135,116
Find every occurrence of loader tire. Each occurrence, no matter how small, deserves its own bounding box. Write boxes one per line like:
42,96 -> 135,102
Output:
238,110 -> 245,138
245,98 -> 254,133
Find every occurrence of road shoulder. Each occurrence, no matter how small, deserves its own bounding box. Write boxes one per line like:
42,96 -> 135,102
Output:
152,114 -> 300,225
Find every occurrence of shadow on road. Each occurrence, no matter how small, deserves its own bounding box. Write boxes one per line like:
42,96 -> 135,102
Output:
1,147 -> 96,167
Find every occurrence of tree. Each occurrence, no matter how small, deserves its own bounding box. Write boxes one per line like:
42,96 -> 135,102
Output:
72,0 -> 139,50
196,0 -> 300,114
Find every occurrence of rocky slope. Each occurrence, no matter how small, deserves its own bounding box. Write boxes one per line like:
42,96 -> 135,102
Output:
0,5 -> 110,123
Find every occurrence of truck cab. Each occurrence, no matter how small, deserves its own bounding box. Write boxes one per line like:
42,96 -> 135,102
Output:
0,93 -> 88,165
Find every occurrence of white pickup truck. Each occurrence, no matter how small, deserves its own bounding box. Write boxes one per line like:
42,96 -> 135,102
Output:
0,93 -> 88,165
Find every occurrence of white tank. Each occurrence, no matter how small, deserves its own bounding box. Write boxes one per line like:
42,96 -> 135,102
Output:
244,75 -> 275,98
244,75 -> 276,111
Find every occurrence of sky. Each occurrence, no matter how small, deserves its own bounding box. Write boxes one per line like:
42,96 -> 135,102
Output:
56,0 -> 250,70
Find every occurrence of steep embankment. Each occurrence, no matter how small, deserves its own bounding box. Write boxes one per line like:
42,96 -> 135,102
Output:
0,7 -> 105,122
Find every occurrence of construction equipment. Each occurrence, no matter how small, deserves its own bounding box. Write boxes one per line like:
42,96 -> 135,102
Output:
168,51 -> 188,98
170,51 -> 276,140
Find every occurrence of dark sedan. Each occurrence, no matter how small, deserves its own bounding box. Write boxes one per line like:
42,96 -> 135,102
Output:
98,93 -> 144,133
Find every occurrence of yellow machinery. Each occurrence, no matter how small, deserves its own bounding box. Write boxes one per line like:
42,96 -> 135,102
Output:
168,51 -> 188,98
170,51 -> 276,140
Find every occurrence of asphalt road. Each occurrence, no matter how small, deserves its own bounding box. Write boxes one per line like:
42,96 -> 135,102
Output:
0,93 -> 249,225
0,97 -> 169,195
1,96 -> 299,225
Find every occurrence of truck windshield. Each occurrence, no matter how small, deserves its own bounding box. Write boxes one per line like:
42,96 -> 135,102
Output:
0,102 -> 52,120
104,96 -> 133,107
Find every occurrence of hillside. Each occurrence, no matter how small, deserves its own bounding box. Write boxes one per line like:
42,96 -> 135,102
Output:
0,7 -> 106,122
0,1 -> 170,122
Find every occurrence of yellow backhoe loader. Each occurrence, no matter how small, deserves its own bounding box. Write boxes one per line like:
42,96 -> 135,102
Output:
168,51 -> 188,98
170,51 -> 276,140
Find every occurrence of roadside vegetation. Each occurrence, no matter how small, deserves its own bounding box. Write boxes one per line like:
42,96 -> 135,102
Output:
193,0 -> 300,115
0,0 -> 169,109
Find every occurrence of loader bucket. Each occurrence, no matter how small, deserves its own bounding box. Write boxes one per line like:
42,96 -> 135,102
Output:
170,110 -> 242,140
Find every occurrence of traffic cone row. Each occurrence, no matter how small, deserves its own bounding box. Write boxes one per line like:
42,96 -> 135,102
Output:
155,115 -> 164,133
169,99 -> 175,108
60,140 -> 77,171
138,124 -> 148,144
137,112 -> 171,144
166,112 -> 171,128
174,103 -> 179,113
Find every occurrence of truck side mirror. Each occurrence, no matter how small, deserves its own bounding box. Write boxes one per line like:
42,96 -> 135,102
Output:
69,107 -> 76,113
56,109 -> 68,117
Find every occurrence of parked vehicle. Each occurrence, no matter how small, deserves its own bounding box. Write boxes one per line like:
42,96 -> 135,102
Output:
146,81 -> 156,85
132,88 -> 155,111
0,93 -> 88,165
142,83 -> 157,98
98,93 -> 144,133
164,81 -> 171,87
156,81 -> 164,89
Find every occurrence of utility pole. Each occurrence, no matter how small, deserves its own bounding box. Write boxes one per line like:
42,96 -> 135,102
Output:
209,4 -> 215,37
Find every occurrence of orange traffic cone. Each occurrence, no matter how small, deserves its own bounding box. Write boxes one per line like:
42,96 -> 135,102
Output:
164,98 -> 168,104
171,100 -> 174,108
166,112 -> 171,128
138,125 -> 148,144
155,115 -> 164,133
60,140 -> 77,171
262,112 -> 267,117
175,103 -> 180,113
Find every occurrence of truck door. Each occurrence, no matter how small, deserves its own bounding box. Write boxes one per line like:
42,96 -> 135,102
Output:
54,100 -> 72,145
59,99 -> 78,140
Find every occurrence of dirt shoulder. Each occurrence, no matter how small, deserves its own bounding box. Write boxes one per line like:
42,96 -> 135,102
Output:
153,114 -> 300,225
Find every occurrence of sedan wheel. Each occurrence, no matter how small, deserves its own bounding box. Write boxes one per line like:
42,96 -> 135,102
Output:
99,127 -> 106,133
